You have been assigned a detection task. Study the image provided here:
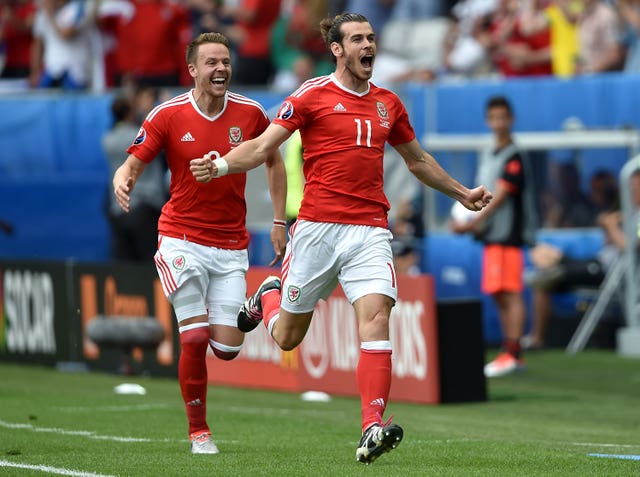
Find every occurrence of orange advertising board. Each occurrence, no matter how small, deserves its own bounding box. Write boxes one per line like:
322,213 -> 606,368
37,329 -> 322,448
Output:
76,263 -> 176,373
206,268 -> 441,404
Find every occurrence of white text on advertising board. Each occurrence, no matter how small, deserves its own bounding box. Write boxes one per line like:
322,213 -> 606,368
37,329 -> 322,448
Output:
3,269 -> 56,354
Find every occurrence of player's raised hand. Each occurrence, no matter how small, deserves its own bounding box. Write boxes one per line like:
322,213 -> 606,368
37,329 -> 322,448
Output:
113,176 -> 133,212
190,154 -> 214,182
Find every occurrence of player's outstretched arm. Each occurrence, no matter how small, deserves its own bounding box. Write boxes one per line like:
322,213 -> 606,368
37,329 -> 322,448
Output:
394,138 -> 493,211
265,148 -> 287,265
112,154 -> 148,213
190,123 -> 293,182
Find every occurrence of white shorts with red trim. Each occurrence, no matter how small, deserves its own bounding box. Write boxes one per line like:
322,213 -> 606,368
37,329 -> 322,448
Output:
280,220 -> 397,313
154,234 -> 248,325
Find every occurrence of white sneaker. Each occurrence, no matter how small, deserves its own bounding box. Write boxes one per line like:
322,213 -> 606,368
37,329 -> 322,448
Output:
190,432 -> 219,454
484,352 -> 525,378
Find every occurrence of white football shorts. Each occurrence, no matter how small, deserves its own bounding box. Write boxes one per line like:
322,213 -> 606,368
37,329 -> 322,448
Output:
280,220 -> 398,313
154,234 -> 248,326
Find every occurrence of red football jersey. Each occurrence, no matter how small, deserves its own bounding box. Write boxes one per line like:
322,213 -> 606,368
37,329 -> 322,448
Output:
3,1 -> 36,72
127,90 -> 269,249
272,75 -> 416,228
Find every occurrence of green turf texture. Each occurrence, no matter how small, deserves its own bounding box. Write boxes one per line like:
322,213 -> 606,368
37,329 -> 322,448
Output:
1,350 -> 639,476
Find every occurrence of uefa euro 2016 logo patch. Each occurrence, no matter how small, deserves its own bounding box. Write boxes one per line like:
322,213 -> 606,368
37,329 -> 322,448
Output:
229,126 -> 242,144
276,101 -> 294,120
287,285 -> 301,303
172,255 -> 186,271
133,127 -> 146,145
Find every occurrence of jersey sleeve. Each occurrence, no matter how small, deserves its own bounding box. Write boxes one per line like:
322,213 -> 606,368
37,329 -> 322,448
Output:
387,98 -> 416,147
499,154 -> 524,194
255,106 -> 270,135
126,115 -> 165,163
272,93 -> 309,132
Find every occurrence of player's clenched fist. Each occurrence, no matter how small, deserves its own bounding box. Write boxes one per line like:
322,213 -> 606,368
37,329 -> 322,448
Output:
190,155 -> 214,182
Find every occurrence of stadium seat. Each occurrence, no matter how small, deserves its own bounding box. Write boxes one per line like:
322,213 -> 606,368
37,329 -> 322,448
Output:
405,18 -> 452,70
379,18 -> 452,71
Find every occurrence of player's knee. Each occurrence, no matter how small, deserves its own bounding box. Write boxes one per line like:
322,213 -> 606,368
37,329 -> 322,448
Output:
274,334 -> 301,352
271,314 -> 308,351
279,342 -> 297,352
212,347 -> 240,361
209,339 -> 242,360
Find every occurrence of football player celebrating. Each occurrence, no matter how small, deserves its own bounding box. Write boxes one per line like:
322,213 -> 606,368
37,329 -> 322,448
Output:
113,32 -> 286,454
191,13 -> 492,464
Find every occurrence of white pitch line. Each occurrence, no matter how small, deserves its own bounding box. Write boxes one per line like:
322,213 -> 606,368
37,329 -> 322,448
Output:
0,459 -> 116,477
0,418 -> 240,445
0,419 -> 164,443
570,442 -> 640,449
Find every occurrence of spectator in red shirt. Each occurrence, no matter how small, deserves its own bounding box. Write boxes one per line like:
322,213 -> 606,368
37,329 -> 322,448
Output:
482,0 -> 553,77
225,0 -> 282,86
107,0 -> 192,88
1,0 -> 36,79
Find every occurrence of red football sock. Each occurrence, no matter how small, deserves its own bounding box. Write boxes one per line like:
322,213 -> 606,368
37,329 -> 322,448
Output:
357,347 -> 392,432
261,288 -> 281,331
504,339 -> 522,359
178,325 -> 210,436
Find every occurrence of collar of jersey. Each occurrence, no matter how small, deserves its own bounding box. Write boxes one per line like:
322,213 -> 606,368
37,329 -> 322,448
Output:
329,73 -> 370,97
189,89 -> 228,122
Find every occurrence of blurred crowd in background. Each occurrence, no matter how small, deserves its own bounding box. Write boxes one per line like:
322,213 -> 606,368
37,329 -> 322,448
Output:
1,0 -> 640,94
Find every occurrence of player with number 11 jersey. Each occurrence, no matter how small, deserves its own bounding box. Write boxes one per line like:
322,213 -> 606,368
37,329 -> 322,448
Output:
188,16 -> 492,464
273,74 -> 415,228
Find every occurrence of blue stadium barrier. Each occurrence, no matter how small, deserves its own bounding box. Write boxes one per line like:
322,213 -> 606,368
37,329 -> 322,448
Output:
536,228 -> 604,260
0,93 -> 113,177
0,175 -> 110,261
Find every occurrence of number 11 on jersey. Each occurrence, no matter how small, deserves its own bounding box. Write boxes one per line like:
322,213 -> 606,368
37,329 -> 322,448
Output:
354,118 -> 372,147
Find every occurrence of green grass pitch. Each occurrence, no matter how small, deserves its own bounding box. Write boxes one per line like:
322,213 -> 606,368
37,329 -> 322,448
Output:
1,350 -> 639,476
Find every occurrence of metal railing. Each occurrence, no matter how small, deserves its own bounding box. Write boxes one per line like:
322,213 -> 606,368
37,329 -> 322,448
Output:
619,156 -> 640,329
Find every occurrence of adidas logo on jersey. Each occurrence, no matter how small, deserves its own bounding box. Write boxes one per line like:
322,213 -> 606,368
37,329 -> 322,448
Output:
333,102 -> 347,112
181,132 -> 195,142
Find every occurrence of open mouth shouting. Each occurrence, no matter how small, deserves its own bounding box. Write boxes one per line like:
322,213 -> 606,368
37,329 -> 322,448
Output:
360,54 -> 374,72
